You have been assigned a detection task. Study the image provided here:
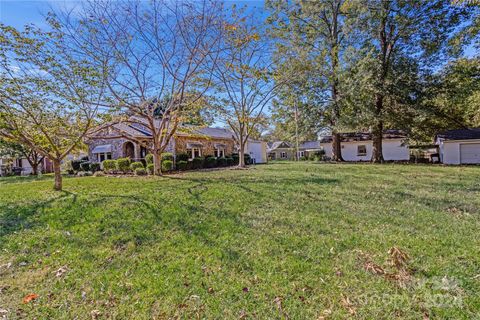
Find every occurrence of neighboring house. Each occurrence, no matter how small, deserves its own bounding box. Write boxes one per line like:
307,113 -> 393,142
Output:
436,128 -> 480,164
245,140 -> 267,164
85,119 -> 236,163
0,157 -> 53,176
267,141 -> 295,160
319,130 -> 410,162
298,141 -> 323,159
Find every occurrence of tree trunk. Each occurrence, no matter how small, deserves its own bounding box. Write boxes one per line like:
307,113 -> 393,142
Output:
331,131 -> 344,162
238,143 -> 245,168
53,159 -> 62,191
31,163 -> 39,176
371,94 -> 384,163
153,150 -> 162,176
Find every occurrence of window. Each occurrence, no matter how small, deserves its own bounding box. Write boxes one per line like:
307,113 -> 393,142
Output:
98,152 -> 112,162
281,151 -> 287,159
297,151 -> 305,158
215,148 -> 225,158
187,147 -> 201,160
357,145 -> 367,156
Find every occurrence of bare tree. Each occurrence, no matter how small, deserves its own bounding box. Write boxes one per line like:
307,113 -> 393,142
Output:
58,0 -> 223,175
212,9 -> 281,167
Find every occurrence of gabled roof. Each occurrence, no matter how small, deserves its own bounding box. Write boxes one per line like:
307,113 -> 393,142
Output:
267,141 -> 293,151
436,128 -> 480,141
86,117 -> 234,141
319,130 -> 406,143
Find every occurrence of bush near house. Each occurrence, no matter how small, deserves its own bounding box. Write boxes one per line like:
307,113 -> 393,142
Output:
102,160 -> 117,173
130,162 -> 144,171
161,152 -> 174,161
71,159 -> 86,172
134,168 -> 147,176
161,160 -> 173,172
204,156 -> 217,168
217,157 -> 227,167
90,163 -> 101,172
192,157 -> 204,169
80,161 -> 91,172
116,158 -> 131,173
244,154 -> 251,165
226,157 -> 235,166
176,160 -> 188,171
146,164 -> 155,175
232,153 -> 239,165
145,154 -> 154,165
176,153 -> 189,162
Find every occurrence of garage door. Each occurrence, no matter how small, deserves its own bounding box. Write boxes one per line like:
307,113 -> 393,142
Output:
460,143 -> 480,164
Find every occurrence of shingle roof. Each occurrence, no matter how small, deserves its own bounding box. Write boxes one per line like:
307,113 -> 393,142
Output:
267,141 -> 293,151
437,128 -> 480,141
300,141 -> 321,149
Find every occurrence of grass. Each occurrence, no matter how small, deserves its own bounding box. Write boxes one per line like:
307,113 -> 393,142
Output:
1,162 -> 480,319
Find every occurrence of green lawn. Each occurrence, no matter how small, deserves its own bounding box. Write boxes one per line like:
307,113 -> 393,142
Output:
1,162 -> 480,319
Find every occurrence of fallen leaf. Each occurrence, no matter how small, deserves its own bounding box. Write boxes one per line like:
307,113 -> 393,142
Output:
207,287 -> 214,294
22,293 -> 39,304
242,287 -> 249,293
54,266 -> 68,278
341,294 -> 356,316
91,309 -> 101,320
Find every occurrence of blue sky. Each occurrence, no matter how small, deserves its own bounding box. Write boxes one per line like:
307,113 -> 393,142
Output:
0,0 -> 265,30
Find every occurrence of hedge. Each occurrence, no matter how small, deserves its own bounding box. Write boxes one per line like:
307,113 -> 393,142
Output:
134,168 -> 147,176
116,158 -> 131,173
226,157 -> 235,166
130,161 -> 144,171
176,160 -> 188,171
90,163 -> 101,172
80,161 -> 91,172
204,156 -> 217,168
217,157 -> 227,167
102,160 -> 117,173
176,153 -> 189,162
71,159 -> 85,171
161,160 -> 173,172
161,152 -> 174,161
192,157 -> 204,169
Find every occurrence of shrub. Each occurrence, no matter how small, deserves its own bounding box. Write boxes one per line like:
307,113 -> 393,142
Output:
161,152 -> 174,161
130,161 -> 144,171
192,157 -> 204,169
116,158 -> 131,173
93,171 -> 105,177
299,156 -> 307,161
145,154 -> 154,165
176,160 -> 188,171
90,163 -> 101,172
146,163 -> 155,175
71,159 -> 84,171
217,157 -> 227,167
226,157 -> 234,166
134,168 -> 147,176
77,171 -> 92,177
80,161 -> 91,172
244,154 -> 251,165
176,153 -> 189,162
161,160 -> 173,172
102,160 -> 117,173
232,153 -> 239,165
204,156 -> 217,168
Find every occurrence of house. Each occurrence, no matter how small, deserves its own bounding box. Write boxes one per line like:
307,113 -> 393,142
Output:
0,157 -> 53,176
319,130 -> 410,162
85,119 -> 236,163
267,141 -> 295,160
298,141 -> 323,159
245,140 -> 267,164
436,128 -> 480,164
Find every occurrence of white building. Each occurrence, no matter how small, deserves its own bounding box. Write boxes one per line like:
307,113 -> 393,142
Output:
319,130 -> 410,162
436,128 -> 480,164
245,140 -> 267,164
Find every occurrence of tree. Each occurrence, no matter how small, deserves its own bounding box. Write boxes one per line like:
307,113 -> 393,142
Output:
0,139 -> 45,175
58,0 -> 223,175
0,23 -> 104,190
349,0 -> 474,162
267,0 -> 353,161
211,8 -> 281,167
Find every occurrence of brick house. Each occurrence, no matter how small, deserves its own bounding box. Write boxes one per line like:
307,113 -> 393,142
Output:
84,119 -> 235,163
